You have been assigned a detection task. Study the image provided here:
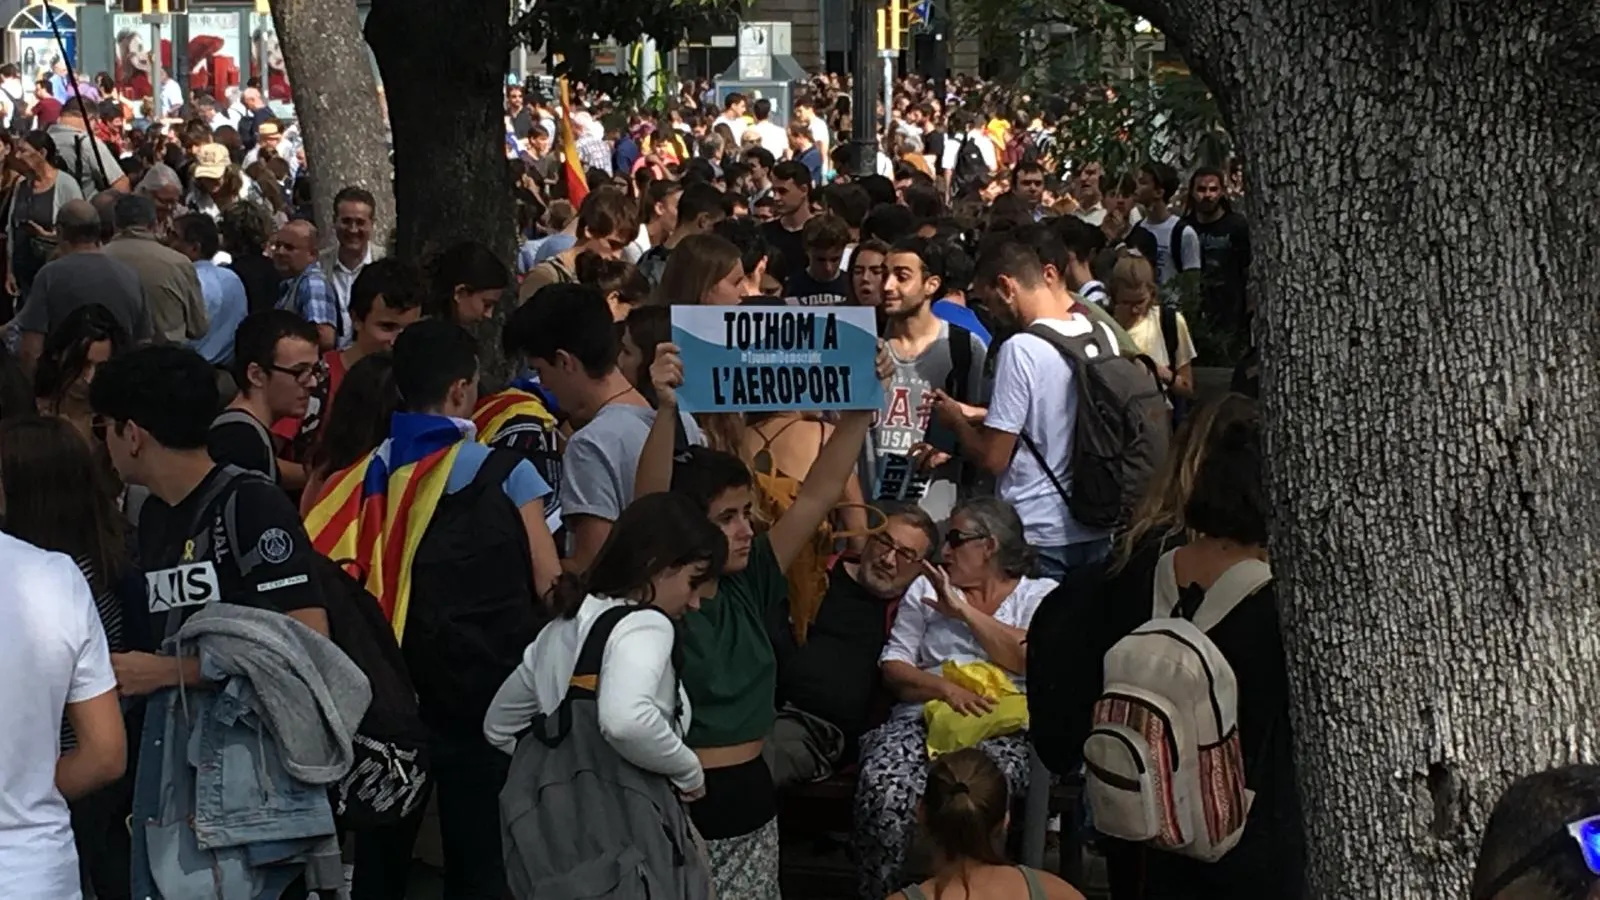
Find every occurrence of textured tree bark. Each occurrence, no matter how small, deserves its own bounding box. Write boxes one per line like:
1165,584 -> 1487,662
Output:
269,0 -> 396,247
366,0 -> 516,378
365,0 -> 513,258
1119,0 -> 1600,896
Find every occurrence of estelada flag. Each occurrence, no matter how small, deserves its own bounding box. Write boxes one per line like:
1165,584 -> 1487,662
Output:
304,413 -> 469,642
558,74 -> 589,206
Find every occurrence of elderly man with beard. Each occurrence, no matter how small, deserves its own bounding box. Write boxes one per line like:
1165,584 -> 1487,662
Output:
763,505 -> 940,787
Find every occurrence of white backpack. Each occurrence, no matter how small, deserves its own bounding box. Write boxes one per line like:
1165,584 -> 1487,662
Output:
1082,550 -> 1268,862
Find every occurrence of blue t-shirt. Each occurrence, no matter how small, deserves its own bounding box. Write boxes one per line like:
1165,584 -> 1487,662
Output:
445,440 -> 550,507
796,146 -> 823,186
932,299 -> 992,346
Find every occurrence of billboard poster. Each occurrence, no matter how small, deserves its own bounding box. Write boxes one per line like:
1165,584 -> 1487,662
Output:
111,14 -> 154,100
187,12 -> 242,102
247,12 -> 292,111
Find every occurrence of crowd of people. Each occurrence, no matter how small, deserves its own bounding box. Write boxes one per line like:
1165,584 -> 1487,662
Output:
0,66 -> 1591,900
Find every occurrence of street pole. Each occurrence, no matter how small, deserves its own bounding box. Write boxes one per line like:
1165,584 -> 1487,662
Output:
875,0 -> 900,161
849,0 -> 878,180
171,10 -> 190,117
880,50 -> 893,138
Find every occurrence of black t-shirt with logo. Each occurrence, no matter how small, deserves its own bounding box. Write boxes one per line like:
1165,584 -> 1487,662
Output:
139,465 -> 323,636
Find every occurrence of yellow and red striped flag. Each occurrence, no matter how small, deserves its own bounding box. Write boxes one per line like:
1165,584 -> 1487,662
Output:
304,414 -> 468,642
558,73 -> 589,207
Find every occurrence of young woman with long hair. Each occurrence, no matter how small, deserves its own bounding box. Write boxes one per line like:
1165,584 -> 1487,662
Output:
0,415 -> 137,900
1106,250 -> 1195,400
35,303 -> 131,441
1043,394 -> 1302,900
896,749 -> 1083,900
652,232 -> 745,307
484,491 -> 728,786
298,353 -> 399,515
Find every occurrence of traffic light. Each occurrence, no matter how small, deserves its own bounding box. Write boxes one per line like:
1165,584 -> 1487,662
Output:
118,0 -> 187,13
876,0 -> 902,52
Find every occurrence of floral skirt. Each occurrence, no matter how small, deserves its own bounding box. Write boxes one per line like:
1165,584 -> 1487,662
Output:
703,815 -> 780,899
851,715 -> 1030,899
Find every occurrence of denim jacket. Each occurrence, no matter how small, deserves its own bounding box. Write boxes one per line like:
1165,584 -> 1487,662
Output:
131,686 -> 344,899
131,606 -> 370,898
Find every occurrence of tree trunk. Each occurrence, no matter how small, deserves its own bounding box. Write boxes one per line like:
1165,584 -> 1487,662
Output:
269,0 -> 396,247
364,0 -> 513,258
1123,0 -> 1600,895
365,0 -> 516,378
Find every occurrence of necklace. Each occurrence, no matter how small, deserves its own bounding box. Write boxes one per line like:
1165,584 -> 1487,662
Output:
595,385 -> 639,412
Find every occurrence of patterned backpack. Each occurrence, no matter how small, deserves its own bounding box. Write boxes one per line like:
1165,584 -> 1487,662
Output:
1082,550 -> 1266,862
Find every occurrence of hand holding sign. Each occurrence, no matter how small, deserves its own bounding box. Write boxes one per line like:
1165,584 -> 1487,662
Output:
875,339 -> 894,386
650,342 -> 685,408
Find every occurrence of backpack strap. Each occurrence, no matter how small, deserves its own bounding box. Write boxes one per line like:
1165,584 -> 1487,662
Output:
945,323 -> 972,405
212,409 -> 279,484
527,604 -> 679,749
1014,322 -> 1105,508
1190,559 -> 1272,632
161,465 -> 256,638
1153,549 -> 1271,632
1018,866 -> 1047,900
469,446 -> 526,499
1159,304 -> 1180,370
569,604 -> 674,695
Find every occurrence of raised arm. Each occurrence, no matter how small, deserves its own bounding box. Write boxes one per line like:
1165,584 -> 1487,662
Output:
633,342 -> 684,500
767,410 -> 871,571
766,342 -> 892,570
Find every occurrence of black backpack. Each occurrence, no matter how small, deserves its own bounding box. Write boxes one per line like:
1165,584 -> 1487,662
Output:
952,134 -> 989,197
1018,322 -> 1170,531
318,555 -> 431,827
404,448 -> 552,736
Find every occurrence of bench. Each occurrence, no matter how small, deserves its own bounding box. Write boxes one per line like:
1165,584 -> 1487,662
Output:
777,749 -> 1089,894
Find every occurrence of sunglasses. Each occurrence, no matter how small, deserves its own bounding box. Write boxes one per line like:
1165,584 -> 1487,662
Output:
1473,814 -> 1600,900
943,528 -> 988,549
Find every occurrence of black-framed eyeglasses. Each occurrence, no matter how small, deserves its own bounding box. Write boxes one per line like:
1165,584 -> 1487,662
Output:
943,528 -> 988,549
867,531 -> 922,565
1473,814 -> 1600,900
270,360 -> 327,385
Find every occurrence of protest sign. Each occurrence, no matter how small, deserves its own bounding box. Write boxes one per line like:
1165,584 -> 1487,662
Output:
671,306 -> 883,414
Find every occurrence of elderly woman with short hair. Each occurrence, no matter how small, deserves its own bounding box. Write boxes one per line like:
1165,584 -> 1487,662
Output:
133,161 -> 181,238
854,497 -> 1060,898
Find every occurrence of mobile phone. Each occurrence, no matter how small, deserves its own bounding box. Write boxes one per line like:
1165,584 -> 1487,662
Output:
924,419 -> 960,456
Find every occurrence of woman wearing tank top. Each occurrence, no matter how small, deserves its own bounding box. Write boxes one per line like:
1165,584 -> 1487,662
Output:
895,748 -> 1083,900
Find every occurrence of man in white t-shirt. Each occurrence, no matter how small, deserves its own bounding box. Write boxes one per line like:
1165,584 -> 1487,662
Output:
929,237 -> 1117,580
1134,161 -> 1201,285
717,92 -> 749,144
748,98 -> 789,157
0,534 -> 125,899
795,98 -> 830,170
